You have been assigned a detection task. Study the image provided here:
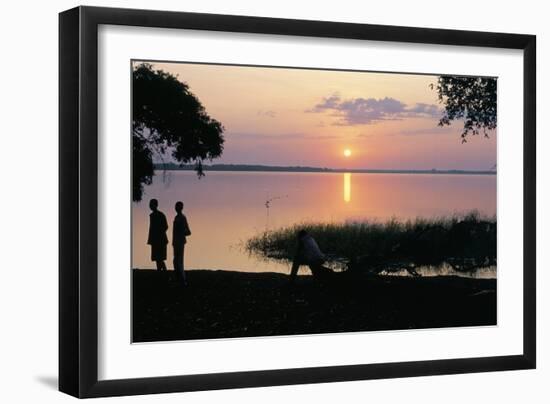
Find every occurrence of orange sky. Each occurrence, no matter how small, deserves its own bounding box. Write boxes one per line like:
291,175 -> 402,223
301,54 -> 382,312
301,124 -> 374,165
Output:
142,61 -> 497,171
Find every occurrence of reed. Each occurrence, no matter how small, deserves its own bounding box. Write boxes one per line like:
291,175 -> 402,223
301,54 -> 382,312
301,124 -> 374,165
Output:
245,211 -> 496,274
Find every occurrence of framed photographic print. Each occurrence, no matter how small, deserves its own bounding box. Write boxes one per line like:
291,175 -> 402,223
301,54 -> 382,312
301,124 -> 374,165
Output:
59,6 -> 536,398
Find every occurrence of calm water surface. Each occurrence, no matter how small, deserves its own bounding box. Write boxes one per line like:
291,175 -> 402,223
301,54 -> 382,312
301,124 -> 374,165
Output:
132,171 -> 496,276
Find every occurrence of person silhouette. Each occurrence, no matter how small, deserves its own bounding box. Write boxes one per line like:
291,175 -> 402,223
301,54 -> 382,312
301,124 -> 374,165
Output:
147,199 -> 168,272
172,201 -> 191,285
289,230 -> 333,283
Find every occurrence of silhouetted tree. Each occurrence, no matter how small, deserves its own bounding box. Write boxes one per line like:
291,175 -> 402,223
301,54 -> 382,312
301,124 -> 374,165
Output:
433,76 -> 497,142
133,133 -> 154,202
132,63 -> 225,201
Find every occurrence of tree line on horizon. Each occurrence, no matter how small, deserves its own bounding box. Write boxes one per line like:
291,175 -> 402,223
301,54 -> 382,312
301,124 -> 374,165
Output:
152,162 -> 496,175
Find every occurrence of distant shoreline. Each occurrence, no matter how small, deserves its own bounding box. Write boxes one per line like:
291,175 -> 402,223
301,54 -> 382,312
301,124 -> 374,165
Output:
153,163 -> 496,176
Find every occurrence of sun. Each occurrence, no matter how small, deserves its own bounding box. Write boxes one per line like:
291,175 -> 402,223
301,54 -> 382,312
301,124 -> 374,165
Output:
343,149 -> 352,157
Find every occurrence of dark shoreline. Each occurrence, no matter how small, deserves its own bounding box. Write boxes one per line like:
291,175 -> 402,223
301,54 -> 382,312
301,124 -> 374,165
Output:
153,163 -> 496,176
132,269 -> 496,343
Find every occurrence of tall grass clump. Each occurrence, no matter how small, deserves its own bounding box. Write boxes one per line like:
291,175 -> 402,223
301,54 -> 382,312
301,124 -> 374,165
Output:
245,211 -> 496,274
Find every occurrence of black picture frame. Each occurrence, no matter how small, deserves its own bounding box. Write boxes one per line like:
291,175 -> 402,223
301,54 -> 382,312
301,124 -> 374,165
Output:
59,6 -> 536,398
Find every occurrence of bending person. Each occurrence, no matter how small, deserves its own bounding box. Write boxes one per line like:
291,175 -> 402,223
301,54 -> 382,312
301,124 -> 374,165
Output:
289,230 -> 333,283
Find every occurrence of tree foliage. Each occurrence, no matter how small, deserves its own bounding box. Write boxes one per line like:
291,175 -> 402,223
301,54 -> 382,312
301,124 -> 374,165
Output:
132,63 -> 225,201
433,76 -> 497,142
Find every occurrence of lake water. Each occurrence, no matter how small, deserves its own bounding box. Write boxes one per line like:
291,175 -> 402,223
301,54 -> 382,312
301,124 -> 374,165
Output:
132,171 -> 496,276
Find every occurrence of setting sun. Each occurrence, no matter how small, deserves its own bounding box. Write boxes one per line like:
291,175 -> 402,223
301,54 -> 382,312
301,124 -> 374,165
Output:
343,149 -> 352,157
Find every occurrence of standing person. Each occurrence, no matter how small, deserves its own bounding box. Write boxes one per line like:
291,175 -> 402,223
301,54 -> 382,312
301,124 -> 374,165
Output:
172,201 -> 191,285
289,230 -> 333,283
147,198 -> 168,272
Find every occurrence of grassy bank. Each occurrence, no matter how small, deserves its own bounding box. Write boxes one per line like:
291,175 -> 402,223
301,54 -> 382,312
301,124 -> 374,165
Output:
133,269 -> 496,342
246,212 -> 496,275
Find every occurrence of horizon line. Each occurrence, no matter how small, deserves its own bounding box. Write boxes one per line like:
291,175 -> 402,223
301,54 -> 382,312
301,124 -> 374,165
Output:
152,162 -> 497,175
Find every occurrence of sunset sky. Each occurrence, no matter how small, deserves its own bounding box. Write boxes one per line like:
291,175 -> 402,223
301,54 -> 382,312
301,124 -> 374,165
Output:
144,61 -> 497,171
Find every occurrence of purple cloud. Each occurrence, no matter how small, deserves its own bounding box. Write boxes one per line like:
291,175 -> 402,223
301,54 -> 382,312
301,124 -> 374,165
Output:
405,103 -> 440,117
257,109 -> 277,118
314,94 -> 342,109
309,94 -> 441,125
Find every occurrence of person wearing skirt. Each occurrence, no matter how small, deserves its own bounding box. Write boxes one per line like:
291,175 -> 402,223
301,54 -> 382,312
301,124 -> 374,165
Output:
147,198 -> 168,272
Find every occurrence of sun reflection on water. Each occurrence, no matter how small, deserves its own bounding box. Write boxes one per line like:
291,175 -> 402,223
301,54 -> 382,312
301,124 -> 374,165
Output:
344,173 -> 351,203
